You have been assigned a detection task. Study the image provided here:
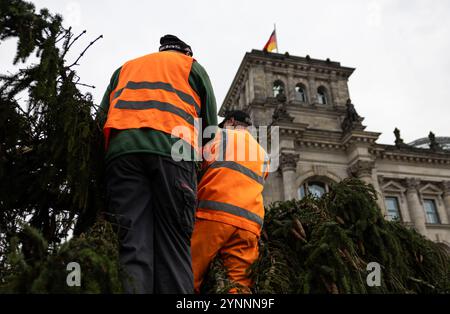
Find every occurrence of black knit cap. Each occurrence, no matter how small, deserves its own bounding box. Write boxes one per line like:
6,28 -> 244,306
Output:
159,34 -> 193,56
219,110 -> 252,128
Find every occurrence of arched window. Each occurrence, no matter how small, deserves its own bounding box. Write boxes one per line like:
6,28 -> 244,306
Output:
317,86 -> 328,105
273,80 -> 285,98
298,180 -> 330,199
295,84 -> 307,102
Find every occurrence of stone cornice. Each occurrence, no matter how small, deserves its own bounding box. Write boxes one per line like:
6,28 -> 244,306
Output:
341,130 -> 381,148
247,99 -> 348,119
372,144 -> 450,165
247,50 -> 355,76
276,124 -> 308,138
297,140 -> 343,151
297,130 -> 344,151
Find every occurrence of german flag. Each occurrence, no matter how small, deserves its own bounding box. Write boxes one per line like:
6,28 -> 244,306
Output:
263,29 -> 277,53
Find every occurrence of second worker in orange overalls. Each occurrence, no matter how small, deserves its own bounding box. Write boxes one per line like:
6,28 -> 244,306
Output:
191,110 -> 270,293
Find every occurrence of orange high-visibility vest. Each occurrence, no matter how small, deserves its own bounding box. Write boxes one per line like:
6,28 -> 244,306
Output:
103,51 -> 201,151
197,128 -> 270,236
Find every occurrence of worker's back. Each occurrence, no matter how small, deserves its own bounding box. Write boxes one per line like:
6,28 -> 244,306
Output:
104,51 -> 200,153
197,127 -> 270,236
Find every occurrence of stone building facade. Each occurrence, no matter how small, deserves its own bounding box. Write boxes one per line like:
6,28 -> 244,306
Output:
219,49 -> 450,245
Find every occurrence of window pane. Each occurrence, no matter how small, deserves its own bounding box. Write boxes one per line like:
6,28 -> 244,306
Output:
273,81 -> 284,97
385,197 -> 401,221
298,185 -> 305,199
424,199 -> 440,224
318,92 -> 325,104
295,85 -> 306,102
308,182 -> 326,198
317,87 -> 328,105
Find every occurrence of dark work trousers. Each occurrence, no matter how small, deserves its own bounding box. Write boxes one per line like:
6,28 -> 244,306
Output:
105,153 -> 197,294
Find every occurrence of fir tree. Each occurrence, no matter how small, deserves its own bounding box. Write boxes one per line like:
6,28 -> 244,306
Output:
0,0 -> 104,283
203,179 -> 449,294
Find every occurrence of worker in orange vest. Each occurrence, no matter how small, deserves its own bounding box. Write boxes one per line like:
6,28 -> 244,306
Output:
191,110 -> 270,293
98,35 -> 217,293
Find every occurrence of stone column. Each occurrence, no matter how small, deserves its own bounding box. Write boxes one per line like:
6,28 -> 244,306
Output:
349,160 -> 386,213
307,76 -> 316,104
442,181 -> 450,224
287,73 -> 294,102
330,80 -> 339,107
280,153 -> 299,201
405,178 -> 427,236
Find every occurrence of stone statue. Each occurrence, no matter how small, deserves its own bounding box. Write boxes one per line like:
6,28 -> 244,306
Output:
346,99 -> 360,122
429,131 -> 441,151
341,99 -> 363,133
394,128 -> 408,148
272,92 -> 294,123
272,102 -> 294,123
275,92 -> 287,104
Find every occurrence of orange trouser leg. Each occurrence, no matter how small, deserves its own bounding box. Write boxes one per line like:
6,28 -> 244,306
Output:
191,218 -> 236,293
220,228 -> 259,294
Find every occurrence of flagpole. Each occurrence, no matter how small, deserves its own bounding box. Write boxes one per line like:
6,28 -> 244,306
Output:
274,23 -> 278,53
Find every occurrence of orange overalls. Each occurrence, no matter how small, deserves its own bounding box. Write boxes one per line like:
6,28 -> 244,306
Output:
191,128 -> 269,293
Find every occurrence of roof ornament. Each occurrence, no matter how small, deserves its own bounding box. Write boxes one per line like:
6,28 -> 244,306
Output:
429,131 -> 442,151
394,128 -> 409,148
341,99 -> 364,133
272,93 -> 294,123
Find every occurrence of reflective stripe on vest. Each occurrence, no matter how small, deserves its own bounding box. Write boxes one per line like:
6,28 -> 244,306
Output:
209,161 -> 265,185
115,99 -> 195,125
112,81 -> 201,116
103,51 -> 200,150
198,200 -> 263,227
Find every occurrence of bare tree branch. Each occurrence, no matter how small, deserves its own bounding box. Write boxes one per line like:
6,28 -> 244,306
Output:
66,34 -> 103,69
75,82 -> 96,89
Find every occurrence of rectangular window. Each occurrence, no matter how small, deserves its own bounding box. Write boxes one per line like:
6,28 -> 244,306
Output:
385,197 -> 401,221
423,199 -> 440,224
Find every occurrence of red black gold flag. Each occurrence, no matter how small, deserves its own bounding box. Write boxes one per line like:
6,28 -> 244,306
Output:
263,29 -> 277,53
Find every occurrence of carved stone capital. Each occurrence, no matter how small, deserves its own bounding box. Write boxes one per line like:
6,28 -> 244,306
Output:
442,181 -> 450,195
377,175 -> 385,186
405,178 -> 421,192
280,153 -> 299,171
348,160 -> 374,178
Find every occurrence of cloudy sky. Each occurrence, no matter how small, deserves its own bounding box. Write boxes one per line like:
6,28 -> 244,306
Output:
2,0 -> 449,144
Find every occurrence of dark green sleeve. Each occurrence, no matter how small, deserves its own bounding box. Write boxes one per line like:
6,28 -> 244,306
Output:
189,61 -> 218,144
97,67 -> 122,127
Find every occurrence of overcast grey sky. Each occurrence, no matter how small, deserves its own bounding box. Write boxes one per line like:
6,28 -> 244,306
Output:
1,0 -> 449,144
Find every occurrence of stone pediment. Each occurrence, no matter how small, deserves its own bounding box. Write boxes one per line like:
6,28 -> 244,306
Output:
382,180 -> 406,193
419,183 -> 443,195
